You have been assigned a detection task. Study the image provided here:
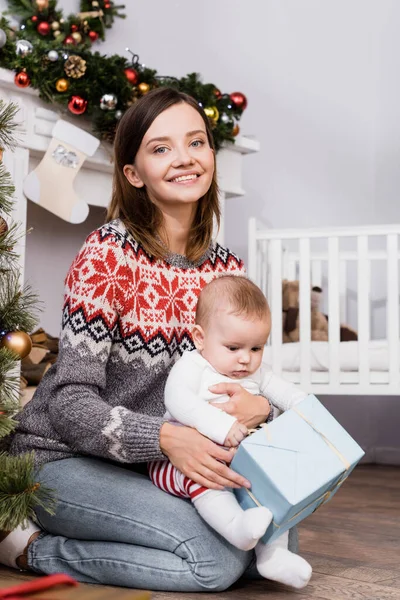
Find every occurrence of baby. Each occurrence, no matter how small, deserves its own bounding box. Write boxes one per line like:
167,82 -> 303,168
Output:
149,275 -> 312,589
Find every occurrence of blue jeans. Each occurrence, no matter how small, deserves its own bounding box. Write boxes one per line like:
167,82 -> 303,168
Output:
29,457 -> 298,591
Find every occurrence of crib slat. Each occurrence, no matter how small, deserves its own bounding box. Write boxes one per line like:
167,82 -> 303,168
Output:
357,236 -> 370,385
387,234 -> 399,388
248,217 -> 257,282
311,260 -> 322,288
270,239 -> 283,376
328,237 -> 340,383
299,238 -> 311,387
340,260 -> 347,324
261,240 -> 268,297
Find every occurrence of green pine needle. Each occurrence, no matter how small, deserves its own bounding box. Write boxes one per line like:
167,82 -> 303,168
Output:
0,453 -> 57,531
0,346 -> 20,406
0,100 -> 19,153
0,273 -> 40,334
0,414 -> 17,438
0,163 -> 15,216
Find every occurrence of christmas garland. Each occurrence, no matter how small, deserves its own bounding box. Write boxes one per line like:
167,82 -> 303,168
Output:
0,0 -> 248,149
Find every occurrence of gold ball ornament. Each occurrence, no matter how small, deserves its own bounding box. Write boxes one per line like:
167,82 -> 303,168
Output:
204,106 -> 219,122
35,0 -> 49,11
53,30 -> 62,39
1,330 -> 32,359
232,123 -> 240,137
138,82 -> 150,95
56,78 -> 69,92
71,32 -> 82,44
51,21 -> 60,31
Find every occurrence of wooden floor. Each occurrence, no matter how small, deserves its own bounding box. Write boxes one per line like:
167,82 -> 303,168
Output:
1,465 -> 399,599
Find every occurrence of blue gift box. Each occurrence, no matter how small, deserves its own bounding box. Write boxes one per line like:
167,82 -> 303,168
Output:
232,394 -> 365,543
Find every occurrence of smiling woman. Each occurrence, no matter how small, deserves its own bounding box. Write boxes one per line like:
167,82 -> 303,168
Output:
108,88 -> 220,261
2,86 -> 297,592
122,104 -> 215,255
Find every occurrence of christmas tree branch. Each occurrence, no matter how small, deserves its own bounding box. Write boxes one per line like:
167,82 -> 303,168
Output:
0,346 -> 20,407
0,100 -> 19,152
0,274 -> 40,334
0,163 -> 15,216
0,453 -> 57,532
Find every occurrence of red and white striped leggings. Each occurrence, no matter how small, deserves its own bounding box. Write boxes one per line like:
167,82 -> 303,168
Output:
148,460 -> 208,501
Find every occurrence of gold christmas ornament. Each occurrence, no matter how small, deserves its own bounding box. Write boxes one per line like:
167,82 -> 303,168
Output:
53,30 -> 62,38
232,123 -> 240,137
71,32 -> 82,44
138,82 -> 150,95
1,330 -> 32,360
55,77 -> 69,92
64,55 -> 87,79
204,106 -> 219,122
51,21 -> 60,31
35,0 -> 49,11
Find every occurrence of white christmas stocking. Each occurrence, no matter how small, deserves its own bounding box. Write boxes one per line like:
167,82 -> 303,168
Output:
23,120 -> 100,223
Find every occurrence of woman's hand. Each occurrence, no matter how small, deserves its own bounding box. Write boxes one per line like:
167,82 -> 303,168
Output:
159,422 -> 251,491
209,383 -> 271,429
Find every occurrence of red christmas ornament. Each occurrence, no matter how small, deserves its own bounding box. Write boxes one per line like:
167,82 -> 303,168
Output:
229,91 -> 248,111
88,30 -> 99,42
104,2 -> 111,8
37,21 -> 51,36
124,67 -> 139,85
14,71 -> 30,88
68,95 -> 88,115
31,15 -> 38,22
71,24 -> 78,32
64,35 -> 75,45
214,88 -> 222,100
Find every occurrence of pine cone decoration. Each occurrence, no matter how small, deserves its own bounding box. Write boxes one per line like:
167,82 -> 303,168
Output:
64,55 -> 87,79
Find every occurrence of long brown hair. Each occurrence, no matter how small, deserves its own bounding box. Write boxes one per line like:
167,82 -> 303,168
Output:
107,87 -> 220,262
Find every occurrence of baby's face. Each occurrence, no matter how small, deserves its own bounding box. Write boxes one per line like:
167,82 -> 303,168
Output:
199,310 -> 271,379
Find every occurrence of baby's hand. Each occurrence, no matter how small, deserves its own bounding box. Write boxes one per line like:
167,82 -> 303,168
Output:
224,421 -> 248,447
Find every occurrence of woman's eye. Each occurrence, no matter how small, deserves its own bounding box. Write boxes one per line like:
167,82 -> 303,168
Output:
191,139 -> 205,148
252,347 -> 262,352
228,347 -> 238,352
154,146 -> 168,154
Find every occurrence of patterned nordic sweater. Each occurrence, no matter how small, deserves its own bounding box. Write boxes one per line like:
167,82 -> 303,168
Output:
10,219 -> 245,468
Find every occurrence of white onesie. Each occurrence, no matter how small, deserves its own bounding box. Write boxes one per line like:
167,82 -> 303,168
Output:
164,349 -> 307,445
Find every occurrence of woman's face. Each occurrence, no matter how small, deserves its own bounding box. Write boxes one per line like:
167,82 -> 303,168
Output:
123,102 -> 215,213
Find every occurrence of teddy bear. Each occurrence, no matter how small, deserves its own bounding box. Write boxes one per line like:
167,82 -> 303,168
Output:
281,280 -> 358,343
282,280 -> 329,343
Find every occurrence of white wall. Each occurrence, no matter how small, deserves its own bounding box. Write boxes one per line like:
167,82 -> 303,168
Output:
2,0 -> 400,334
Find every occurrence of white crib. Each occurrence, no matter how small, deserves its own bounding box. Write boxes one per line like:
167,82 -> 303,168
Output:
248,219 -> 400,395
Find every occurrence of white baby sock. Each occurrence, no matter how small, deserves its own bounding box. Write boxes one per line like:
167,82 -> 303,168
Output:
0,520 -> 40,568
255,530 -> 312,588
193,489 -> 272,551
